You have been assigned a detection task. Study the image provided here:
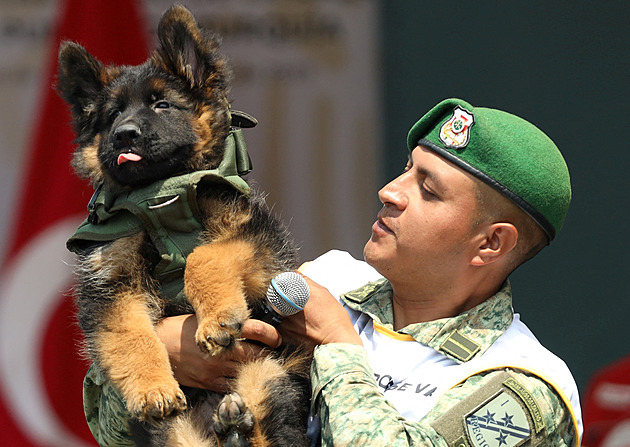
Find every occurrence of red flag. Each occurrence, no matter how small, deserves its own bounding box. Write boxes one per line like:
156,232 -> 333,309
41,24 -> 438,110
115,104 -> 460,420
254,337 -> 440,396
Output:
0,0 -> 149,445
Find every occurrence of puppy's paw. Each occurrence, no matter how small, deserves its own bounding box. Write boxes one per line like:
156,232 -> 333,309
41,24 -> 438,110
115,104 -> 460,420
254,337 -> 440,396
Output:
213,392 -> 254,447
195,308 -> 249,355
125,376 -> 187,422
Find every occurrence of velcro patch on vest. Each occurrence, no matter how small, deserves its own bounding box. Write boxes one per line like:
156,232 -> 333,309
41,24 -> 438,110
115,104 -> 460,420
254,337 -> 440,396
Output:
431,371 -> 546,447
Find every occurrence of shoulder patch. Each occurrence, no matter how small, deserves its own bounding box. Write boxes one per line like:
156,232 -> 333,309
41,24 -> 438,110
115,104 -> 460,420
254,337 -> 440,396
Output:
431,371 -> 547,447
465,390 -> 531,446
503,377 -> 545,434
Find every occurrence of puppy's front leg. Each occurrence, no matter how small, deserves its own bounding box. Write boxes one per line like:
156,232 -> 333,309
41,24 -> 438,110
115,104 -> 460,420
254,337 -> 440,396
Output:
185,239 -> 265,356
78,234 -> 187,422
96,291 -> 188,421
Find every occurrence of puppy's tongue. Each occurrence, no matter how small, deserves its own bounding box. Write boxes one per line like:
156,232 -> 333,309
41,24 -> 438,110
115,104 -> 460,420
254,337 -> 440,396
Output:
117,153 -> 143,165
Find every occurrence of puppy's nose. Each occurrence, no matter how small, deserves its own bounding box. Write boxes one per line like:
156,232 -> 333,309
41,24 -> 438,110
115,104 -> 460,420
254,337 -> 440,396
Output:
113,123 -> 141,147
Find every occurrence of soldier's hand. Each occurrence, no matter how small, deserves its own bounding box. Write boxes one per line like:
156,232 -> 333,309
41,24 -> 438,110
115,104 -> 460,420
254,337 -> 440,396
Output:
156,314 -> 282,392
280,276 -> 363,350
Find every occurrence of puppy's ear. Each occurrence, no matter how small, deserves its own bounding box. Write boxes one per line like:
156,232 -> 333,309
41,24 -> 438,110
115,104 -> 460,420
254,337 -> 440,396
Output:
57,41 -> 108,128
153,4 -> 228,90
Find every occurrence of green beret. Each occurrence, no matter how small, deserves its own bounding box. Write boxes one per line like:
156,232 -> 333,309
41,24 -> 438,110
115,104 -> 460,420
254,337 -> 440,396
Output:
407,98 -> 571,241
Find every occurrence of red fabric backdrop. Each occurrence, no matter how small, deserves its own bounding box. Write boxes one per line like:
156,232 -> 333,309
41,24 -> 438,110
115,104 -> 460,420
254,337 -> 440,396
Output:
0,0 -> 148,445
582,355 -> 630,447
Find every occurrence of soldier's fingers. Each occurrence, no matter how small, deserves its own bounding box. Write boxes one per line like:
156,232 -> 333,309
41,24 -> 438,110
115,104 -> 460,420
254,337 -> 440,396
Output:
240,319 -> 282,349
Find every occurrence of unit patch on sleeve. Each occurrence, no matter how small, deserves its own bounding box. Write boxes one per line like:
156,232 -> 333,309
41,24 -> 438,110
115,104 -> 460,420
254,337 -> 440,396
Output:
431,371 -> 547,447
465,391 -> 531,446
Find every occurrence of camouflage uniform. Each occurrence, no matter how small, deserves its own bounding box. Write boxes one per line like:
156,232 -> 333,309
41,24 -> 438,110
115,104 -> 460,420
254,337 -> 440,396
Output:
83,363 -> 135,446
311,278 -> 581,447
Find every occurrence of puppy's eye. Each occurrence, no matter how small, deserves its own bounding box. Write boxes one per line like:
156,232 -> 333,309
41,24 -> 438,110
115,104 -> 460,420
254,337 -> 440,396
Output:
109,110 -> 121,122
154,101 -> 170,109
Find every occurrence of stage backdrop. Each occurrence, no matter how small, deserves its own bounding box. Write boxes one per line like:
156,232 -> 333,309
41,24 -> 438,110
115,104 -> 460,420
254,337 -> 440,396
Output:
0,0 -> 380,445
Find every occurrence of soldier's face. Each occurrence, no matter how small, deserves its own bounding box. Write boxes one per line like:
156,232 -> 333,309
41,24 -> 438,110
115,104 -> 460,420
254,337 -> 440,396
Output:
364,146 -> 481,289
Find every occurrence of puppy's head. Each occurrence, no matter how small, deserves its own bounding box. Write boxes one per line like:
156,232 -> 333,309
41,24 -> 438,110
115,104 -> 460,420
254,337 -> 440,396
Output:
57,5 -> 231,188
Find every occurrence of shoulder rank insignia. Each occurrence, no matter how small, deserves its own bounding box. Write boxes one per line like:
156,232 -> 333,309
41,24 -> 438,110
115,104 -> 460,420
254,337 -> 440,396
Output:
440,330 -> 481,362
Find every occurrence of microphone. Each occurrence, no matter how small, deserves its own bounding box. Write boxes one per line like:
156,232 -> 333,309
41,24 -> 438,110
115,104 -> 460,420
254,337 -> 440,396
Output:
258,272 -> 310,326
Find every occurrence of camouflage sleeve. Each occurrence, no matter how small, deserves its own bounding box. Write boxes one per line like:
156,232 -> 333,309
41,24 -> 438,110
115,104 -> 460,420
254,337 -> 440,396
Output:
83,363 -> 135,447
426,369 -> 579,446
311,344 -> 578,447
311,344 -> 447,446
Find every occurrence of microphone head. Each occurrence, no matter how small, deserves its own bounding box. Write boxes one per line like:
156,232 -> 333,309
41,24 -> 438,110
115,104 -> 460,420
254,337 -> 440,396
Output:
266,272 -> 310,317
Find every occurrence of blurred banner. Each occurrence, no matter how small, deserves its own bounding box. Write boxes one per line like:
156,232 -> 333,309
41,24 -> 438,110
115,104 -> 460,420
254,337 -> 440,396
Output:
0,0 -> 379,445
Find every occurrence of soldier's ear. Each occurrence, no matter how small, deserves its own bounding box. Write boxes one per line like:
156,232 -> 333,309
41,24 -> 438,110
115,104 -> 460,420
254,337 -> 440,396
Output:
470,222 -> 518,266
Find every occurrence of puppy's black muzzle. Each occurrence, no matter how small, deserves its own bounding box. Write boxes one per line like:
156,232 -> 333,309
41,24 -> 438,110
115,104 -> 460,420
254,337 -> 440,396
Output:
113,123 -> 142,149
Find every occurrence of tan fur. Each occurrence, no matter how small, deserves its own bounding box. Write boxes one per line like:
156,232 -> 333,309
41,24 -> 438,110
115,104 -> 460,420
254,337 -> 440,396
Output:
98,290 -> 186,418
190,105 -> 224,169
90,233 -> 144,279
166,392 -> 223,447
185,240 -> 260,355
146,76 -> 169,92
166,418 -> 215,447
235,359 -> 285,420
87,233 -> 185,418
232,359 -> 288,447
163,353 -> 311,447
102,65 -> 123,84
72,135 -> 102,184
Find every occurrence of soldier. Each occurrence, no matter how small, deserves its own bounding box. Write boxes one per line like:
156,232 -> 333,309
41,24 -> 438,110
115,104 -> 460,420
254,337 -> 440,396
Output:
86,98 -> 582,446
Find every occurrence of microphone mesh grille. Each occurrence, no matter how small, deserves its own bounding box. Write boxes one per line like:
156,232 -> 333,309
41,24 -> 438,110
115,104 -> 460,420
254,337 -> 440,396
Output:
267,272 -> 310,316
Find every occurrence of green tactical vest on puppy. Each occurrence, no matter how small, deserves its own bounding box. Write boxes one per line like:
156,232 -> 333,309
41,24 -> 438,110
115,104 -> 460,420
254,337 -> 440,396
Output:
66,129 -> 252,307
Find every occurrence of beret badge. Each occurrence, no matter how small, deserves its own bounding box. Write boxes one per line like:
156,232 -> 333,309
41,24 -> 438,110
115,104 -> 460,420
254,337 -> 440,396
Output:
439,106 -> 475,149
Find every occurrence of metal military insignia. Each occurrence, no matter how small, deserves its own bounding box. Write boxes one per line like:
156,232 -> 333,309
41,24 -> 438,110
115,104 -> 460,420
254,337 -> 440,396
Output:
439,106 -> 475,149
465,391 -> 531,447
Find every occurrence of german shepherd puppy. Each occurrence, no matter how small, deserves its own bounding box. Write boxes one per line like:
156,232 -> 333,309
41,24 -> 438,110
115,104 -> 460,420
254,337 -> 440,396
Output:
58,5 -> 310,446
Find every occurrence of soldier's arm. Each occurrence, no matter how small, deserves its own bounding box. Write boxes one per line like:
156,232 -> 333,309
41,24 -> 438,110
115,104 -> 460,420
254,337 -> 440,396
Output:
83,364 -> 135,447
312,343 -> 578,447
